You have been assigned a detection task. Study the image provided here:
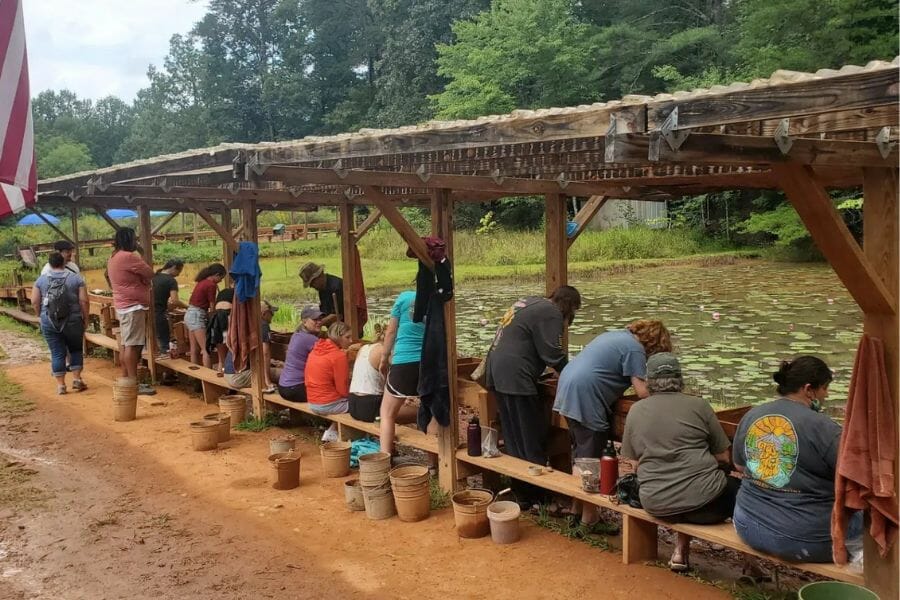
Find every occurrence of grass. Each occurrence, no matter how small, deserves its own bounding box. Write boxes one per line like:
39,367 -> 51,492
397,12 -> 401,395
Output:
529,504 -> 612,551
429,477 -> 452,510
235,412 -> 281,432
0,369 -> 33,417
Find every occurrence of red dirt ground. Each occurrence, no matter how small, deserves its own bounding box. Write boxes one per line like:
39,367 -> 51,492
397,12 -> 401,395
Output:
0,355 -> 730,600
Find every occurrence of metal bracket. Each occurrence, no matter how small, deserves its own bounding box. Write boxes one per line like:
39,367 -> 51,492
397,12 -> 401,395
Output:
660,107 -> 689,151
343,188 -> 355,200
416,164 -> 431,183
774,118 -> 793,155
289,187 -> 303,198
158,177 -> 172,193
232,151 -> 245,179
246,152 -> 268,177
556,172 -> 570,190
226,183 -> 240,195
88,176 -> 109,194
876,127 -> 895,159
332,159 -> 348,180
604,118 -> 617,163
490,169 -> 505,185
648,131 -> 662,162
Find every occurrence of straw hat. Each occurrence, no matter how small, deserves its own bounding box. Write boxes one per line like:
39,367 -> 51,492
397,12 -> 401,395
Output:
298,262 -> 325,287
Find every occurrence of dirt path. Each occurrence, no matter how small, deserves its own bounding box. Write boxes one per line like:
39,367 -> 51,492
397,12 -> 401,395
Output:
0,329 -> 46,368
0,357 -> 731,600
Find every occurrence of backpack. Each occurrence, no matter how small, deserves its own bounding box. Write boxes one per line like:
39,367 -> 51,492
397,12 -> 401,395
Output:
45,273 -> 72,328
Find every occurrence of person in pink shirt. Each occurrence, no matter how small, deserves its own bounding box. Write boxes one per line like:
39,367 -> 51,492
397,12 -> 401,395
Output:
107,228 -> 155,395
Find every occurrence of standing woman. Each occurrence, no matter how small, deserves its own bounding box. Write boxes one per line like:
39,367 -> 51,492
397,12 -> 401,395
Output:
184,263 -> 226,368
32,252 -> 90,394
378,290 -> 427,454
151,259 -> 186,357
485,285 -> 581,506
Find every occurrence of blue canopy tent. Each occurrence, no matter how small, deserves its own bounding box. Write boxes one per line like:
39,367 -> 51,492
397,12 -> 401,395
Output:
150,210 -> 171,217
17,213 -> 60,225
106,209 -> 138,219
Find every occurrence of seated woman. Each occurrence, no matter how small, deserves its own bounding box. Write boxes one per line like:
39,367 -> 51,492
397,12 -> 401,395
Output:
305,321 -> 353,441
732,355 -> 862,564
622,352 -> 737,572
348,326 -> 386,423
276,305 -> 324,402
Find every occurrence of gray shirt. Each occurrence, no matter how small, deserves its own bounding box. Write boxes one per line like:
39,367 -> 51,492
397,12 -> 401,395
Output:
34,270 -> 85,319
554,329 -> 646,432
622,392 -> 731,516
733,398 -> 841,542
485,297 -> 566,396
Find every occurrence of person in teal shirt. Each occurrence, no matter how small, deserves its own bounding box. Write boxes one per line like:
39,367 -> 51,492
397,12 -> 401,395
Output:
378,290 -> 428,453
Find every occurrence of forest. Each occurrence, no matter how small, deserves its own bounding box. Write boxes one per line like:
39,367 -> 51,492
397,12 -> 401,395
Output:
28,0 -> 899,248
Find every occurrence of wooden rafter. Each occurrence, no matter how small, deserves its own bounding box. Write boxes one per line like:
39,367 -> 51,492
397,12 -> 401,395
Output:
151,210 -> 181,235
185,200 -> 238,253
773,163 -> 896,315
353,209 -> 382,242
26,207 -> 73,243
365,186 -> 433,269
566,195 -> 608,249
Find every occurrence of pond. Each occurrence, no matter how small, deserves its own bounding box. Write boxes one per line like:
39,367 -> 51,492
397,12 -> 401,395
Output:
83,260 -> 861,410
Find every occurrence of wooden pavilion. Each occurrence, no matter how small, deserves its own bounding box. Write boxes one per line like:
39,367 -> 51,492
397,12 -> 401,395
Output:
30,57 -> 899,595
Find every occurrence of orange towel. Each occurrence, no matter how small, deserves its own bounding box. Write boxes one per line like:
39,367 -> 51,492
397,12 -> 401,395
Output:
832,334 -> 899,563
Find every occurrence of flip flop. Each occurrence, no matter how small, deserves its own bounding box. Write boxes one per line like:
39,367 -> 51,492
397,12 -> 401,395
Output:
668,558 -> 690,573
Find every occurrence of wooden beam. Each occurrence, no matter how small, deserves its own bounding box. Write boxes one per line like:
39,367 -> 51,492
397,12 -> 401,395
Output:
263,165 -> 632,198
338,203 -> 359,335
25,207 -> 73,244
647,66 -> 899,130
861,168 -> 899,599
352,208 -> 382,242
185,200 -> 238,254
151,210 -> 181,235
545,193 -> 568,295
773,163 -> 895,314
70,206 -> 80,266
567,195 -> 608,249
138,206 -> 158,383
242,198 -> 266,418
221,208 -> 233,273
365,186 -> 433,270
90,205 -> 122,232
606,133 -> 897,168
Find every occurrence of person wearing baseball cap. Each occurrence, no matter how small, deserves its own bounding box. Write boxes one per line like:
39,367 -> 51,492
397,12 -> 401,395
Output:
621,352 -> 736,572
276,304 -> 325,402
298,262 -> 343,326
40,240 -> 80,276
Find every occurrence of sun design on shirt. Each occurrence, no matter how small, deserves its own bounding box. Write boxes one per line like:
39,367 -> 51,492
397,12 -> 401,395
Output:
744,414 -> 798,489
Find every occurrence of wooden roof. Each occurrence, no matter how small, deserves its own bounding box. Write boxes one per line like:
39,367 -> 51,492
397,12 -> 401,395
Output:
36,57 -> 899,210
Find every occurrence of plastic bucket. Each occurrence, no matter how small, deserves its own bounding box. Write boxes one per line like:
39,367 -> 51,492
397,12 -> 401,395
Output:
320,441 -> 351,478
389,465 -> 430,489
362,484 -> 396,520
451,488 -> 494,538
575,457 -> 601,493
203,412 -> 231,443
190,420 -> 220,451
798,582 -> 878,600
487,501 -> 522,544
344,479 -> 365,511
391,479 -> 431,522
270,434 -> 296,455
218,394 -> 247,428
113,377 -> 138,422
358,452 -> 392,487
268,452 -> 301,490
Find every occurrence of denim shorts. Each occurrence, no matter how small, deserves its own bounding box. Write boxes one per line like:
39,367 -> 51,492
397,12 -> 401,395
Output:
309,398 -> 349,415
184,306 -> 208,332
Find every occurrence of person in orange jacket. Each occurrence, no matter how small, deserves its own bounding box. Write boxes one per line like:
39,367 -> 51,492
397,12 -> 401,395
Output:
304,321 -> 353,441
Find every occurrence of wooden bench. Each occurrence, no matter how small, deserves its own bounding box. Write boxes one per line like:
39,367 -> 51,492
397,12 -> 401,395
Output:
266,393 -> 439,455
455,450 -> 863,585
0,305 -> 40,326
155,357 -> 252,403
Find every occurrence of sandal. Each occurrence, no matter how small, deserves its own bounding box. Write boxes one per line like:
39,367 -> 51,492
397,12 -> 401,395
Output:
668,557 -> 690,573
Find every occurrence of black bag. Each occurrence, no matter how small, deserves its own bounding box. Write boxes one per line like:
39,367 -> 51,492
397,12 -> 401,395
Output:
45,273 -> 71,329
616,473 -> 642,509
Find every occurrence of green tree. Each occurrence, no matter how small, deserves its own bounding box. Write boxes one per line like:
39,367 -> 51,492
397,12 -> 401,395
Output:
36,136 -> 95,178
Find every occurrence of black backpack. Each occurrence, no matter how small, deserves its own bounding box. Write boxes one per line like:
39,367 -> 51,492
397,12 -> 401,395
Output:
45,273 -> 72,328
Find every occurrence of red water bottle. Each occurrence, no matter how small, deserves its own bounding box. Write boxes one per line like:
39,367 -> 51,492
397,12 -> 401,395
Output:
600,440 -> 618,495
467,416 -> 482,457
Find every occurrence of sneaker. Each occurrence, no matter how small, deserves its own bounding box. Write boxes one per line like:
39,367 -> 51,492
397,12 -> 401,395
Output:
263,385 -> 276,394
321,427 -> 339,443
72,379 -> 87,392
138,383 -> 156,396
56,385 -> 67,395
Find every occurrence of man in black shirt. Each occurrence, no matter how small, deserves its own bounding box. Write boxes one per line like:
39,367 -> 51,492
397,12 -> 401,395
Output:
298,262 -> 343,325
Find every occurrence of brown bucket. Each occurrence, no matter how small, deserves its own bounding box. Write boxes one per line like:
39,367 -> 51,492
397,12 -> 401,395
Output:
320,441 -> 351,478
451,488 -> 494,538
391,480 -> 430,522
270,434 -> 297,455
358,452 -> 391,487
189,420 -> 220,451
218,394 -> 247,428
362,484 -> 396,520
344,479 -> 365,511
203,412 -> 231,443
268,452 -> 301,490
112,377 -> 138,422
389,464 -> 429,489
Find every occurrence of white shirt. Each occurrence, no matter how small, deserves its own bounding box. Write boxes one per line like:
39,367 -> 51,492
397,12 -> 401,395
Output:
349,344 -> 385,396
40,261 -> 80,277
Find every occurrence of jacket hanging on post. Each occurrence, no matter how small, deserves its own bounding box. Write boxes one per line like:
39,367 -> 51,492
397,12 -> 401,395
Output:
228,242 -> 262,372
416,256 -> 454,431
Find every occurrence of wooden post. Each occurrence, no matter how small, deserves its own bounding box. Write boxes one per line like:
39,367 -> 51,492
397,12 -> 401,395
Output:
862,167 -> 899,599
192,213 -> 198,246
545,193 -> 569,350
221,208 -> 233,273
138,206 -> 158,383
70,206 -> 80,266
338,203 -> 359,336
433,189 -> 459,492
242,199 -> 266,418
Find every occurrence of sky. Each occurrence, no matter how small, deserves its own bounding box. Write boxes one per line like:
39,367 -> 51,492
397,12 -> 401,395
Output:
23,0 -> 209,102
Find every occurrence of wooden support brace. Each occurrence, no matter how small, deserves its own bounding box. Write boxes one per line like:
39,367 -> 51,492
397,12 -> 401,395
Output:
151,210 -> 181,235
353,208 -> 382,242
70,206 -> 80,267
773,163 -> 896,315
90,205 -> 122,232
26,208 -> 74,244
622,515 -> 659,564
365,186 -> 433,269
186,200 -> 238,254
566,195 -> 608,249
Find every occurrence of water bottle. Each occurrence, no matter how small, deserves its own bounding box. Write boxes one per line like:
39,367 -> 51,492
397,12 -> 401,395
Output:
466,415 -> 482,457
600,440 -> 618,496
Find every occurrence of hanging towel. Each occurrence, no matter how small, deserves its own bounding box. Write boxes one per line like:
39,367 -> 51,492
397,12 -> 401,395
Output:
832,334 -> 899,563
227,295 -> 259,373
230,241 -> 261,302
351,244 -> 368,337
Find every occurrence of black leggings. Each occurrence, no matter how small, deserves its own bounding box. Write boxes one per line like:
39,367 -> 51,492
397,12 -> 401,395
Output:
495,391 -> 550,505
154,310 -> 170,351
278,383 -> 307,403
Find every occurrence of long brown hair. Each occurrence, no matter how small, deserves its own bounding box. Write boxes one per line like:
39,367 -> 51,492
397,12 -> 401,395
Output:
548,285 -> 581,325
627,319 -> 672,356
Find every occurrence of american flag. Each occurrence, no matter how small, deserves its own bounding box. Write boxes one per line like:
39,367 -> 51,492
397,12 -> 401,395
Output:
0,0 -> 36,218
